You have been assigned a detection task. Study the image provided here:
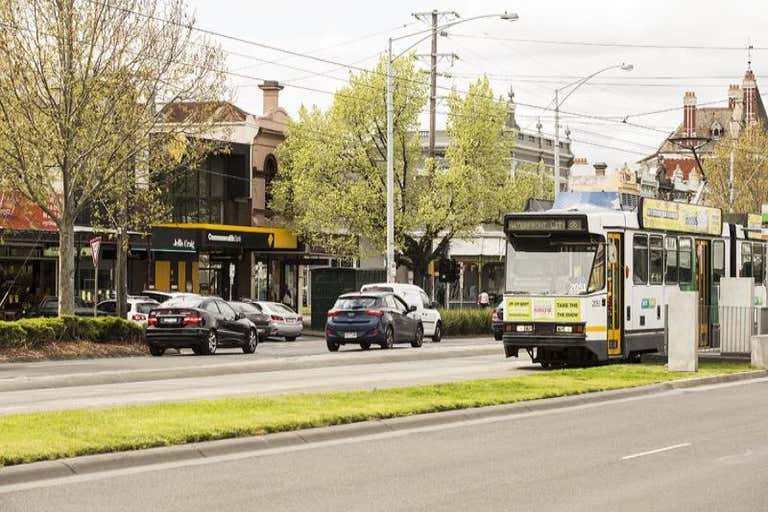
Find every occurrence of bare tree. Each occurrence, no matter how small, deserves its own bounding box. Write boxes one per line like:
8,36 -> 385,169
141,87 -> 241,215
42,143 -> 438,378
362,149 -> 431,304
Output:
0,0 -> 228,314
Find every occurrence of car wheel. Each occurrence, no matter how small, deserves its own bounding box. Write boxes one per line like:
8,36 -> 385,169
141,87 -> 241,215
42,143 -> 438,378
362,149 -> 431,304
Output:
285,336 -> 297,342
242,329 -> 258,354
149,345 -> 165,357
431,321 -> 442,343
360,342 -> 371,350
202,329 -> 218,355
326,339 -> 340,352
381,326 -> 394,349
411,324 -> 423,348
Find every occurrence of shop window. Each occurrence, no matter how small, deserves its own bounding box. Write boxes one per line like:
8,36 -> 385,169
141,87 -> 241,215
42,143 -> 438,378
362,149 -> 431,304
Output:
264,154 -> 278,215
753,243 -> 764,285
664,237 -> 678,284
679,238 -> 693,283
712,240 -> 725,284
649,235 -> 663,285
741,241 -> 753,278
633,234 -> 648,285
588,242 -> 605,292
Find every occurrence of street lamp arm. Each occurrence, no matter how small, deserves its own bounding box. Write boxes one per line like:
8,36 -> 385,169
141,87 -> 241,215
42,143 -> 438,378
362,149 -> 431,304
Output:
390,13 -> 516,61
557,64 -> 624,106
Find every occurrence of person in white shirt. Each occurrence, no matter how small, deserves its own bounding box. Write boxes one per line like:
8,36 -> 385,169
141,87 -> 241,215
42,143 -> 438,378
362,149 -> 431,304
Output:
478,290 -> 490,308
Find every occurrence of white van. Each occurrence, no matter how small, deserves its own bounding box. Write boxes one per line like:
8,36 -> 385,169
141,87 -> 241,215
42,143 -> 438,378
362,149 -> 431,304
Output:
360,283 -> 442,342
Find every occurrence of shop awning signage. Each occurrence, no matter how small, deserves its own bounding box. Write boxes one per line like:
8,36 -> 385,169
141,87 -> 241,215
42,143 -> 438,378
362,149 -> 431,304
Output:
151,227 -> 198,253
0,191 -> 58,231
151,223 -> 298,252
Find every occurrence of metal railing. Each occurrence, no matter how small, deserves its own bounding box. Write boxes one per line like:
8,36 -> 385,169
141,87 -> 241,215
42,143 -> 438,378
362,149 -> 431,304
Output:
663,304 -> 767,356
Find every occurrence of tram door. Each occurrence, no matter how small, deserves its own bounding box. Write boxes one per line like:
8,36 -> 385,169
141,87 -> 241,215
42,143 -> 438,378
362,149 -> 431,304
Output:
607,233 -> 623,356
695,239 -> 711,347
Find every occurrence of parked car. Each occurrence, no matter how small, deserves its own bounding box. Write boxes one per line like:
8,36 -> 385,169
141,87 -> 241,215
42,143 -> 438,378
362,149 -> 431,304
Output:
229,301 -> 270,342
145,296 -> 259,356
360,283 -> 442,342
325,291 -> 423,352
140,290 -> 200,304
492,301 -> 503,341
247,301 -> 303,341
97,297 -> 161,326
24,296 -> 97,317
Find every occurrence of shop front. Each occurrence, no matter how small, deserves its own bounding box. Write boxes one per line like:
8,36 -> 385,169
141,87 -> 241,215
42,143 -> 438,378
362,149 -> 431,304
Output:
148,223 -> 299,302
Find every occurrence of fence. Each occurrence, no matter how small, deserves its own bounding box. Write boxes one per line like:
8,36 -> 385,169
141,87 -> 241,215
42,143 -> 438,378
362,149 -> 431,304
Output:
664,304 -> 768,356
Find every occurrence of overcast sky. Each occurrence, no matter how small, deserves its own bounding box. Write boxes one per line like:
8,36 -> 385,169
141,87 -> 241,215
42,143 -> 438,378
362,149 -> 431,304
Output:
187,0 -> 767,171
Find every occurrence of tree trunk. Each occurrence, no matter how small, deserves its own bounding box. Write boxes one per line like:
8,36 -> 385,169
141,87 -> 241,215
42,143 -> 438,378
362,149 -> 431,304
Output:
115,230 -> 128,319
401,243 -> 431,291
58,214 -> 76,315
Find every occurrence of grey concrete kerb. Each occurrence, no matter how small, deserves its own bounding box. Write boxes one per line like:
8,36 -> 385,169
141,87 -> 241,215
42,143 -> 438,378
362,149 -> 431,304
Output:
2,369 -> 765,487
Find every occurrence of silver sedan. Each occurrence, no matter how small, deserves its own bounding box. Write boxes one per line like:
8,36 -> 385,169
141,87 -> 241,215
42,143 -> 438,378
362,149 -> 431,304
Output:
251,301 -> 303,341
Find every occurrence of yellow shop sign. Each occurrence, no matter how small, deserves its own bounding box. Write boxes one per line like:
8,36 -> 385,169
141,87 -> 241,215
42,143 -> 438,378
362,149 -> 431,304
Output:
504,297 -> 582,322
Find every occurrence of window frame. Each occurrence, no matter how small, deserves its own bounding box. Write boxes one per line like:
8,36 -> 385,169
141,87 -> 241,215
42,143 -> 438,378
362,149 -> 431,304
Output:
679,237 -> 693,284
741,241 -> 753,278
664,236 -> 678,284
649,235 -> 664,285
712,239 -> 725,284
633,234 -> 649,285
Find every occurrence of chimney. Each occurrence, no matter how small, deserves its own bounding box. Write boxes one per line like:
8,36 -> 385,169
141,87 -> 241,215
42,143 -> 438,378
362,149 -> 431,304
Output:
683,91 -> 696,136
728,84 -> 741,110
742,70 -> 757,124
593,162 -> 608,177
258,80 -> 283,115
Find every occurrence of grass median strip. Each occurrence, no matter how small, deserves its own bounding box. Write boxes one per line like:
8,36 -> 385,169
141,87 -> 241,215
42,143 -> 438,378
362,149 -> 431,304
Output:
0,362 -> 752,466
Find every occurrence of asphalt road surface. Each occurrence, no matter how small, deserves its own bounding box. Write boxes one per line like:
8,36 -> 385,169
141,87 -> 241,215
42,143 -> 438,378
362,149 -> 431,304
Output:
0,337 -> 525,414
2,378 -> 766,511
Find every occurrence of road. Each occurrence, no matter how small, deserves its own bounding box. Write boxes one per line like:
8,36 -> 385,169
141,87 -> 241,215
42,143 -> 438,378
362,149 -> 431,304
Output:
2,378 -> 766,511
0,336 -> 528,414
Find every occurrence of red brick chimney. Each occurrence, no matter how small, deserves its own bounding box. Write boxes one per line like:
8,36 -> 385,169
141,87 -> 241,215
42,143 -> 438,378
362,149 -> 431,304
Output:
743,70 -> 757,124
683,91 -> 696,136
258,80 -> 283,115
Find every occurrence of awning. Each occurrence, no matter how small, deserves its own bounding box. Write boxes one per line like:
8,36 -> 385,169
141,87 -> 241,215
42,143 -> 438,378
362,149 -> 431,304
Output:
151,223 -> 298,252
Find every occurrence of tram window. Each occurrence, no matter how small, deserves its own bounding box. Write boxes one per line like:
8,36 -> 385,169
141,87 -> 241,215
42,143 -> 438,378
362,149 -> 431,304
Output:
649,236 -> 663,285
753,243 -> 764,285
633,234 -> 648,285
679,238 -> 693,284
665,237 -> 678,284
712,240 -> 725,284
588,243 -> 605,292
741,242 -> 752,278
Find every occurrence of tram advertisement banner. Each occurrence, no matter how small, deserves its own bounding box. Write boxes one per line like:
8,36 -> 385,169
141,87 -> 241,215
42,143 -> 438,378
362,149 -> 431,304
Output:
504,297 -> 582,322
747,213 -> 768,240
640,198 -> 721,235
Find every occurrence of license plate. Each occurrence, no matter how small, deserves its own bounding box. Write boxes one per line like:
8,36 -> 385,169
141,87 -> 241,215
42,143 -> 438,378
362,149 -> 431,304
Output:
160,317 -> 179,325
344,331 -> 357,339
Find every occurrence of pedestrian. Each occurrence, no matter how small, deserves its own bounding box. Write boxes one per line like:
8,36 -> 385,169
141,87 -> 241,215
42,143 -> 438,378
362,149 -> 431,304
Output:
478,290 -> 490,308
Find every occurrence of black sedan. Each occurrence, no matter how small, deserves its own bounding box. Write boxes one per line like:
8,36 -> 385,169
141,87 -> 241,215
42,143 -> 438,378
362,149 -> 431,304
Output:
146,296 -> 258,356
325,292 -> 423,351
230,301 -> 270,342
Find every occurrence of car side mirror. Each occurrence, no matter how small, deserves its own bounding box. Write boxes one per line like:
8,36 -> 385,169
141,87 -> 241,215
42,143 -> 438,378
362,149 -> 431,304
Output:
408,305 -> 417,313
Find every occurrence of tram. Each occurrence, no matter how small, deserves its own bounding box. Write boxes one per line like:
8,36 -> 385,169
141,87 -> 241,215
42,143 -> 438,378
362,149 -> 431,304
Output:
501,191 -> 766,367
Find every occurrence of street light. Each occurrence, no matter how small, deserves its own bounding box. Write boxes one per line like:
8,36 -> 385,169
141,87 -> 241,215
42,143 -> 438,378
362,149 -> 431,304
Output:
385,12 -> 518,283
552,63 -> 633,200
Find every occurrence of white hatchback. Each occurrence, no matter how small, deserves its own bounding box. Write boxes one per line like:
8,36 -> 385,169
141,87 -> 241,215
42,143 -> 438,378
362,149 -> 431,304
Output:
360,283 -> 442,342
96,297 -> 161,326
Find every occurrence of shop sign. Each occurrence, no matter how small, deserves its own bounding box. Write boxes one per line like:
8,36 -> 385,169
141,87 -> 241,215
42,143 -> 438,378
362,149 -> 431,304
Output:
151,227 -> 198,253
201,229 -> 272,250
504,297 -> 582,322
640,198 -> 721,235
0,191 -> 58,231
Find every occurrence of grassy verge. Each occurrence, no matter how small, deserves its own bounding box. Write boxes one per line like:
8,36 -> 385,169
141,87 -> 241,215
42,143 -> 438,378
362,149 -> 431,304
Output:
0,362 -> 752,466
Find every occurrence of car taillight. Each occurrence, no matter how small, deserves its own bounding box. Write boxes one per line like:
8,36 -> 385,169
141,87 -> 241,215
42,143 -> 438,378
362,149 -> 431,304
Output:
271,314 -> 284,322
147,316 -> 157,327
327,310 -> 339,318
365,309 -> 384,317
183,313 -> 203,326
132,313 -> 147,321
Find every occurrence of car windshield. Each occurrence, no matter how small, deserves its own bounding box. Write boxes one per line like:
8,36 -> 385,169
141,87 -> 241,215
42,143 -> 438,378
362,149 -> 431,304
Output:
334,296 -> 380,310
362,285 -> 393,293
506,236 -> 605,295
231,302 -> 258,313
136,302 -> 159,314
163,297 -> 204,308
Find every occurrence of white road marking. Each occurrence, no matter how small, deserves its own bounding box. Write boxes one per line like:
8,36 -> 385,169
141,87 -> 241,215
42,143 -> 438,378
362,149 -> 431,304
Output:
621,443 -> 691,460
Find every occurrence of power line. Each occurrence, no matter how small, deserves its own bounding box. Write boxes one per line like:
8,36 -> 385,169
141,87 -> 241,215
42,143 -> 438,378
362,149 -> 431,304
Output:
447,33 -> 766,51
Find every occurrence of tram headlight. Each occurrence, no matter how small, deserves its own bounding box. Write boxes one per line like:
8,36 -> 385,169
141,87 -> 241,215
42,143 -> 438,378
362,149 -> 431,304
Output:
515,324 -> 534,333
556,325 -> 574,334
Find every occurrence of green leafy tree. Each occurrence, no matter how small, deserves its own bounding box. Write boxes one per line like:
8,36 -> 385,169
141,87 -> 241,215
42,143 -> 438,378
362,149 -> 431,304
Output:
275,61 -> 528,287
0,0 -> 228,314
704,122 -> 768,213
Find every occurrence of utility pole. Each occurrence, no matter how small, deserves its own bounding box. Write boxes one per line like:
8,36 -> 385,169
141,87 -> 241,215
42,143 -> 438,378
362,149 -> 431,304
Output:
729,146 -> 735,213
413,10 -> 458,158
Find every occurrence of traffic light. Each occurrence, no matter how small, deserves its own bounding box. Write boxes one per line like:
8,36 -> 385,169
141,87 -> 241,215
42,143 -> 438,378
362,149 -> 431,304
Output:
449,259 -> 460,282
438,258 -> 451,283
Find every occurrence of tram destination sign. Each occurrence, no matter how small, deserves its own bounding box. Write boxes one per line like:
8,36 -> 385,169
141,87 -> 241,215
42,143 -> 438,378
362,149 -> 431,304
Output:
640,198 -> 721,236
505,216 -> 586,233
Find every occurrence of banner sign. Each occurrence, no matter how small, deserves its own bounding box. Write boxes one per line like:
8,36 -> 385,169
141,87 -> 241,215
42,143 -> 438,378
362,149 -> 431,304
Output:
640,198 -> 722,235
0,191 -> 58,231
504,297 -> 582,322
89,237 -> 101,268
747,213 -> 768,240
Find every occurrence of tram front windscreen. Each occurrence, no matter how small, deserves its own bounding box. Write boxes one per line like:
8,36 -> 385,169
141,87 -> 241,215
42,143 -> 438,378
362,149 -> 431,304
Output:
505,235 -> 605,296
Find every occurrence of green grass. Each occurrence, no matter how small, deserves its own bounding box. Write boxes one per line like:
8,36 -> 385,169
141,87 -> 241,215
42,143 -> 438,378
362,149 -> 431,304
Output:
0,362 -> 752,466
